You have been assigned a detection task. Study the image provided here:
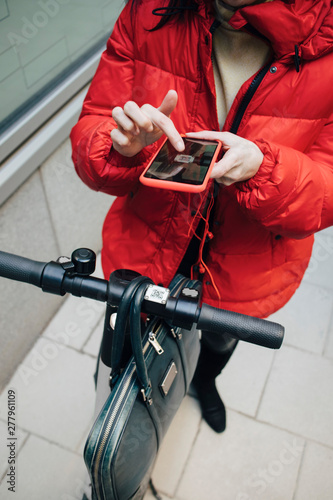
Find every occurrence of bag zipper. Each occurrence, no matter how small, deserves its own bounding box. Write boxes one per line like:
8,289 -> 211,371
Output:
90,276 -> 194,499
90,320 -> 165,499
148,332 -> 164,354
92,363 -> 137,499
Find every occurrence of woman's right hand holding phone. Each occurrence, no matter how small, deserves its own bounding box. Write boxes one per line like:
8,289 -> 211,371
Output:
110,90 -> 184,157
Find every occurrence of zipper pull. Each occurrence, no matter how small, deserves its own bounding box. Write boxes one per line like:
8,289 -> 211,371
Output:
148,332 -> 164,355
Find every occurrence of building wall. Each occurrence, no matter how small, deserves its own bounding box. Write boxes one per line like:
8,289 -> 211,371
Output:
0,136 -> 113,390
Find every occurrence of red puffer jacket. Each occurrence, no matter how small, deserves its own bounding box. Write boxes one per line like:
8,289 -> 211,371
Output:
70,0 -> 333,318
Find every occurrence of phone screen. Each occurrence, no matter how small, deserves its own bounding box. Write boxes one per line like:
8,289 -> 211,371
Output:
142,137 -> 219,186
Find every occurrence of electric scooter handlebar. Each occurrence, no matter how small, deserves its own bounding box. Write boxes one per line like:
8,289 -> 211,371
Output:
0,249 -> 284,349
197,304 -> 283,349
0,251 -> 46,287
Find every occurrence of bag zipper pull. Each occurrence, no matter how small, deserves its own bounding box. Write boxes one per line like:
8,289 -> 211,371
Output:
148,332 -> 164,354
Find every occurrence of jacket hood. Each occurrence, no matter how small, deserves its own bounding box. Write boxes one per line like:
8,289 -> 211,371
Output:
151,1 -> 333,63
227,0 -> 333,62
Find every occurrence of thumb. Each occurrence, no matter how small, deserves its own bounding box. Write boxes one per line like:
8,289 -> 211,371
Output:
158,90 -> 178,117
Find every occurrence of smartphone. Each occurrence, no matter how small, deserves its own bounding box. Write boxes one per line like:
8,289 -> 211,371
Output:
139,136 -> 222,193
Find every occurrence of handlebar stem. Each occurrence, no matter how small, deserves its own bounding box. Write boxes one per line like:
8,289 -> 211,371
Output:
63,275 -> 108,302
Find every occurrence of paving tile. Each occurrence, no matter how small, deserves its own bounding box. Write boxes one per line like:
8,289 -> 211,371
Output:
40,139 -> 112,257
0,420 -> 27,482
303,231 -> 333,291
42,294 -> 105,351
42,252 -> 105,353
0,434 -> 88,500
294,441 -> 333,500
324,321 -> 333,359
216,341 -> 275,417
76,420 -> 95,459
268,282 -> 333,354
177,410 -> 304,500
320,225 -> 333,238
75,360 -> 111,457
258,345 -> 333,447
144,489 -> 174,500
0,339 -> 96,451
0,170 -> 62,390
144,490 -> 160,500
83,316 -> 104,358
151,395 -> 202,497
92,252 -> 104,279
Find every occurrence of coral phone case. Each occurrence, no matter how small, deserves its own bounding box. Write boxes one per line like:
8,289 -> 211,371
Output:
140,136 -> 222,193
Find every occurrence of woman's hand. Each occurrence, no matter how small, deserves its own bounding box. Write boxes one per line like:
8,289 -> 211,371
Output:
111,90 -> 185,157
186,131 -> 263,186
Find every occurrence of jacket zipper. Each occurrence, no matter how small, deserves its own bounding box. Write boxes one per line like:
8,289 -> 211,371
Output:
207,19 -> 272,135
209,19 -> 220,37
208,19 -> 221,132
229,62 -> 272,134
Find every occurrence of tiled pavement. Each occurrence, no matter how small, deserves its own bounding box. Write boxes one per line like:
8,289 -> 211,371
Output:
1,227 -> 333,500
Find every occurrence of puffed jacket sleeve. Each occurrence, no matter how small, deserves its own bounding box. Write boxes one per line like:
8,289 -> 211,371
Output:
233,115 -> 333,238
70,2 -> 155,197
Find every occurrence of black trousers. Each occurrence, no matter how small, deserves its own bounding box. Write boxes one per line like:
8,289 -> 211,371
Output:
201,329 -> 237,354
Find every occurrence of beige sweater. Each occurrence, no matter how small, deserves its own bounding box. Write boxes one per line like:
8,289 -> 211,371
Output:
213,1 -> 272,128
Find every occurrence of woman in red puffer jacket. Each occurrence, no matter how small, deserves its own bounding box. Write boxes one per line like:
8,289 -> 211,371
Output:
71,0 -> 333,433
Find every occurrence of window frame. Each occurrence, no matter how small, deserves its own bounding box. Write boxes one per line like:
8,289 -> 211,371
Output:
0,47 -> 103,207
0,0 -> 125,207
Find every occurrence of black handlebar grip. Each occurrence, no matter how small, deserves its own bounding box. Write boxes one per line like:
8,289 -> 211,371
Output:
0,251 -> 47,288
197,304 -> 284,349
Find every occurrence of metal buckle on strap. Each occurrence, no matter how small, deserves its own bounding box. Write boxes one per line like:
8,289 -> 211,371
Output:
171,327 -> 182,340
141,383 -> 153,405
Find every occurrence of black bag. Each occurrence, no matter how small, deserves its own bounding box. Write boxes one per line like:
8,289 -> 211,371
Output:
84,274 -> 201,500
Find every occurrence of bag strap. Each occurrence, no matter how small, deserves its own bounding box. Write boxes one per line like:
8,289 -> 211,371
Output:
111,276 -> 153,384
112,273 -> 201,393
129,281 -> 153,402
128,275 -> 200,401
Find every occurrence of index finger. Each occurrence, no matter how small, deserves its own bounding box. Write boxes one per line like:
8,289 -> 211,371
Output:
141,103 -> 184,151
185,131 -> 236,149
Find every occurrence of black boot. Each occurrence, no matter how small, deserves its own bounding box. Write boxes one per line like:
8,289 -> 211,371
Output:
192,340 -> 237,433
